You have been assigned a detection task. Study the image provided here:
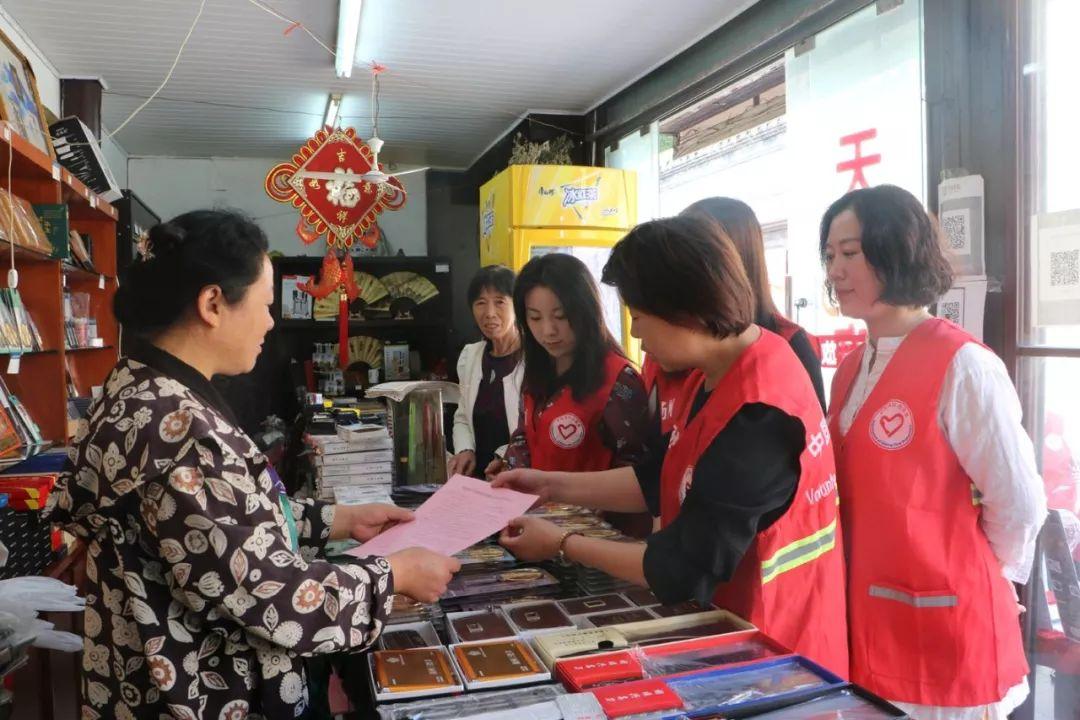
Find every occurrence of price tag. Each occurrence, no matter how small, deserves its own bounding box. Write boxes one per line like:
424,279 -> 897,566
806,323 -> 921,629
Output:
52,164 -> 61,181
435,263 -> 450,274
7,355 -> 19,374
98,274 -> 105,289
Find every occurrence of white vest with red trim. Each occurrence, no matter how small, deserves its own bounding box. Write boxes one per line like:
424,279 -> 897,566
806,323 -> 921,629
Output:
827,318 -> 1028,706
524,351 -> 630,472
659,329 -> 849,676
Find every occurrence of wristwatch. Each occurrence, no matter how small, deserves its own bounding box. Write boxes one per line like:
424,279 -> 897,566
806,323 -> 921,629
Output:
556,530 -> 580,563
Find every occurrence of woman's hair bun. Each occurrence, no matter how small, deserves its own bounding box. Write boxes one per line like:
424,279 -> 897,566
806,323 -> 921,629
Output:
114,209 -> 269,337
145,222 -> 185,260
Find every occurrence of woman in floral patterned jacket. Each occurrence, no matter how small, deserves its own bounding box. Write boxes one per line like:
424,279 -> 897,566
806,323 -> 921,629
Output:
45,210 -> 460,720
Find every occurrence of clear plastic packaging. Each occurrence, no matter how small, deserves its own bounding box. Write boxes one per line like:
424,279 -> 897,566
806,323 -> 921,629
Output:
636,632 -> 787,677
0,577 -> 84,678
745,688 -> 906,719
666,659 -> 832,713
376,683 -> 565,719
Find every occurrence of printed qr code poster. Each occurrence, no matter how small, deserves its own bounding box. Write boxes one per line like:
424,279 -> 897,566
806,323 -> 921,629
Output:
936,280 -> 986,341
941,208 -> 973,256
1034,209 -> 1080,327
938,174 -> 984,277
937,287 -> 965,326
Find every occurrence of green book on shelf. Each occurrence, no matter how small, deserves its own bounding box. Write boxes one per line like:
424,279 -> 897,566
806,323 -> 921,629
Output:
32,204 -> 70,260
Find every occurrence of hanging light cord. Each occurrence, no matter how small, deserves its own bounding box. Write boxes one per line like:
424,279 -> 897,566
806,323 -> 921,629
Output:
105,0 -> 207,140
6,132 -> 15,290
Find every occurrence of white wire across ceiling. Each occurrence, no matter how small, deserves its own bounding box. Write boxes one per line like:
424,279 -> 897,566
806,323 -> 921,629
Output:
3,0 -> 758,168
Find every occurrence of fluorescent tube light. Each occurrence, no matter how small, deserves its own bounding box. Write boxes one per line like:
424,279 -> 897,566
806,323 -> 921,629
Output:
324,93 -> 343,128
335,0 -> 363,78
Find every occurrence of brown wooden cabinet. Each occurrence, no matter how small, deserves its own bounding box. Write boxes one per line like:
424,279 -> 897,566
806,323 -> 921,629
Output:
0,122 -> 119,445
0,120 -> 115,719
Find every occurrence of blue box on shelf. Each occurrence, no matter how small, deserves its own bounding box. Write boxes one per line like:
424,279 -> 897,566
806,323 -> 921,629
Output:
660,655 -> 846,719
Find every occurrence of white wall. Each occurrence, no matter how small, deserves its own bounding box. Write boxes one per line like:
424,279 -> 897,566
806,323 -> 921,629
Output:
101,133 -> 129,189
128,157 -> 427,256
0,7 -> 60,116
0,8 -> 131,190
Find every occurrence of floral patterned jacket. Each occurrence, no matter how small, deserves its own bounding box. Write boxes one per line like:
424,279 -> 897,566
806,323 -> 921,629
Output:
45,346 -> 394,720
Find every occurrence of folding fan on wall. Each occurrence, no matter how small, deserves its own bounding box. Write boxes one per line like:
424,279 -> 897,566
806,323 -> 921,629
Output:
380,271 -> 439,318
312,272 -> 390,320
347,335 -> 383,369
349,272 -> 390,316
312,294 -> 338,321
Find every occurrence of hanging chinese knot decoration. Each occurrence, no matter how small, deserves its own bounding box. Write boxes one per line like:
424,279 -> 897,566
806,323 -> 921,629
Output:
265,125 -> 406,366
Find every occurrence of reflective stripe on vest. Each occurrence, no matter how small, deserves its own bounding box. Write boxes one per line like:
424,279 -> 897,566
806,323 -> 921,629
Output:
869,585 -> 958,608
760,518 -> 838,584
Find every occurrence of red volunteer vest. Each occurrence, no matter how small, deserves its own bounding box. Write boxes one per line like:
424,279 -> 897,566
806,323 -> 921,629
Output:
772,313 -> 821,359
641,355 -> 689,436
524,351 -> 630,472
643,315 -> 817,437
659,329 -> 848,676
1042,413 -> 1077,512
828,318 -> 1028,706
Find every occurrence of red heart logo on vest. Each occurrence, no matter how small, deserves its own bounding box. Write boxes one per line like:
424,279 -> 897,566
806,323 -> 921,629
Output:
557,423 -> 578,440
879,413 -> 904,436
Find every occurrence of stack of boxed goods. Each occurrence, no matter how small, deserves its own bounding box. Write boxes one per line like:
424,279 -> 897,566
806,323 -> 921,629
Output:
308,397 -> 397,505
310,421 -> 395,505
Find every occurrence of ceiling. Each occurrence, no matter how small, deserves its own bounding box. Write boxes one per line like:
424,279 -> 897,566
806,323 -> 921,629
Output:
5,0 -> 758,169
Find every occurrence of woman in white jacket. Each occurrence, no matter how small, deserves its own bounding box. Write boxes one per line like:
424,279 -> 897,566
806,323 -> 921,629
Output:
448,265 -> 524,477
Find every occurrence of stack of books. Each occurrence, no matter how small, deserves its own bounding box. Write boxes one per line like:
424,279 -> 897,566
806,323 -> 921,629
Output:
0,376 -> 49,467
310,421 -> 395,504
0,288 -> 44,354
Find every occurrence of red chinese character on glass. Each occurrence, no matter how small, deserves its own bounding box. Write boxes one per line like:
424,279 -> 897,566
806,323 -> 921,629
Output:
836,128 -> 881,190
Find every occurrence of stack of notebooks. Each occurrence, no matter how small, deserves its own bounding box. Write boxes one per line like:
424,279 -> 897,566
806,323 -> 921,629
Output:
310,421 -> 394,504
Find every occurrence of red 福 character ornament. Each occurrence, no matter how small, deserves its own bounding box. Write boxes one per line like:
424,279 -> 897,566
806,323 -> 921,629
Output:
265,124 -> 406,367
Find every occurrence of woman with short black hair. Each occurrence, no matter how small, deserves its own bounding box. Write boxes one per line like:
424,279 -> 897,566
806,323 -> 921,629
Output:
821,185 -> 1045,719
485,253 -> 651,534
448,265 -> 523,477
682,197 -> 824,407
494,216 -> 847,674
45,210 -> 460,719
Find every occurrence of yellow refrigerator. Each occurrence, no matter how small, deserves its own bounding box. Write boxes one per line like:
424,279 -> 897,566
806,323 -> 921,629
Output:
479,165 -> 639,360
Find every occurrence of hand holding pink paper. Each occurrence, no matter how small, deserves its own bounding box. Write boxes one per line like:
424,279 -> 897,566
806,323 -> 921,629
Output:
345,475 -> 538,559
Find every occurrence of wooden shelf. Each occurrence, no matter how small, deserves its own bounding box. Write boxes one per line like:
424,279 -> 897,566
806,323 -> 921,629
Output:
65,345 -> 114,353
61,263 -> 113,281
0,237 -> 56,265
278,318 -> 446,330
60,170 -> 118,222
0,121 -> 54,184
0,130 -> 119,444
0,349 -> 58,357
